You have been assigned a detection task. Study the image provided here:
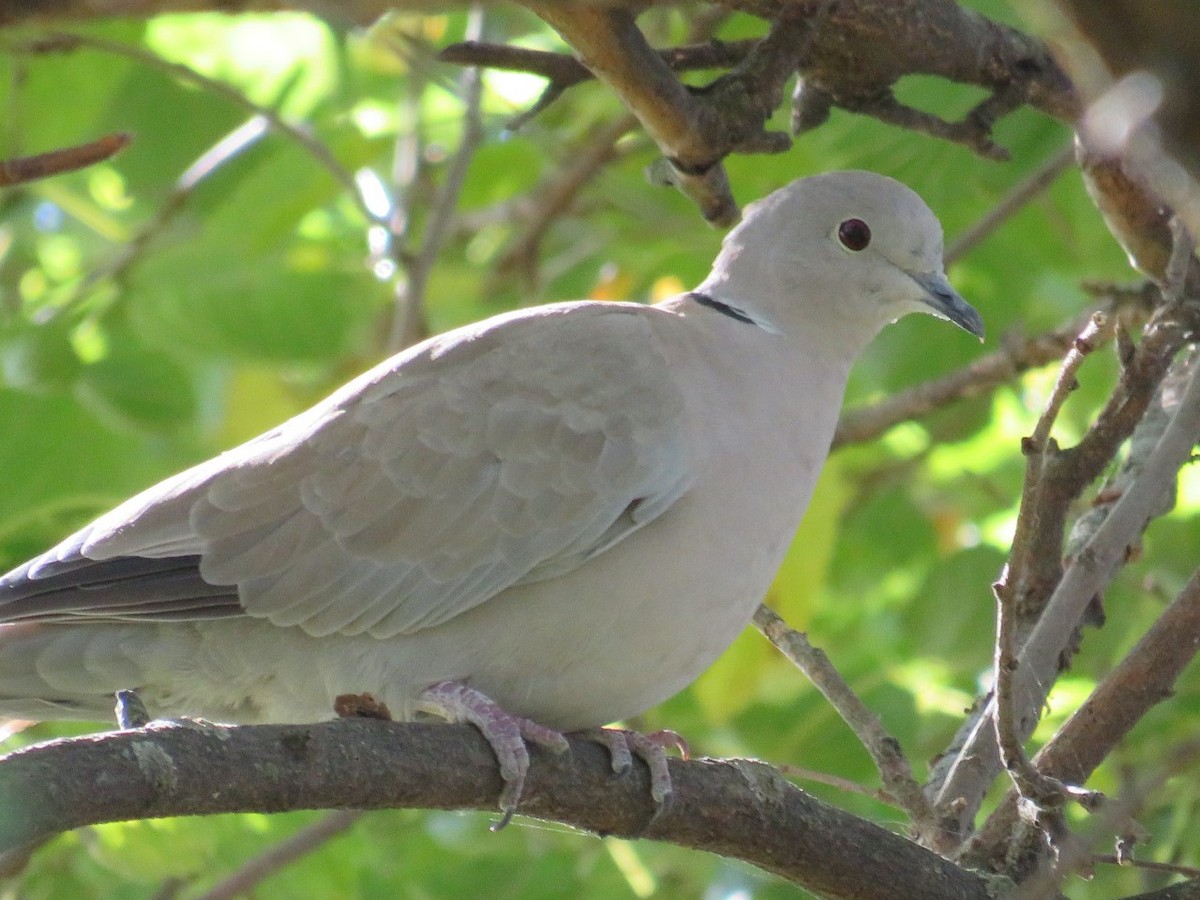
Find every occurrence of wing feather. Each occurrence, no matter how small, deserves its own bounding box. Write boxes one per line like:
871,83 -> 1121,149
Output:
0,303 -> 693,638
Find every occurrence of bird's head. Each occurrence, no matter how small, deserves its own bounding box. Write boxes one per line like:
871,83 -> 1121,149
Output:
696,171 -> 983,352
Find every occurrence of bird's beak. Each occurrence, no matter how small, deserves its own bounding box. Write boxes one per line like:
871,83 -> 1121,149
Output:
910,271 -> 985,341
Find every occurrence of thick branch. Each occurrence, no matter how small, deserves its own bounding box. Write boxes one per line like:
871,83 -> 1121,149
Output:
727,0 -> 1076,120
0,721 -> 1000,900
521,2 -> 741,224
1053,3 -> 1200,187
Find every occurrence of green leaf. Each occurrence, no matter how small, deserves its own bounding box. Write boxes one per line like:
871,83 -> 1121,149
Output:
74,340 -> 197,432
128,258 -> 383,363
0,320 -> 82,394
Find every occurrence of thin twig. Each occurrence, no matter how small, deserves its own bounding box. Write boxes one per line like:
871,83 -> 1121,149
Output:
964,451 -> 1200,874
844,89 -> 1011,160
1093,855 -> 1200,879
1032,315 -> 1109,451
388,6 -> 487,352
195,810 -> 364,900
0,132 -> 131,186
753,605 -> 933,829
774,762 -> 898,806
946,142 -> 1076,265
8,32 -> 380,226
45,117 -> 270,323
494,113 -> 640,286
832,313 -> 1116,450
1003,313 -> 1111,586
1024,742 -> 1200,898
991,559 -> 1102,859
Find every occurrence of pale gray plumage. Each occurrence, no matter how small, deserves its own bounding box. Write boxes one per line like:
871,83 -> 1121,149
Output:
0,171 -> 982,808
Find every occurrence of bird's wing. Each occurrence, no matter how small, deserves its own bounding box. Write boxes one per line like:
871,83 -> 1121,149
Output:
2,303 -> 694,638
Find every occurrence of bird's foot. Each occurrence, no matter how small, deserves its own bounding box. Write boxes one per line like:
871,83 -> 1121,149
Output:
577,727 -> 689,813
415,681 -> 570,830
114,689 -> 150,729
113,688 -> 225,734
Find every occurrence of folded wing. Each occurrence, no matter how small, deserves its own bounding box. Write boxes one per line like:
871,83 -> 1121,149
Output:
0,303 -> 693,639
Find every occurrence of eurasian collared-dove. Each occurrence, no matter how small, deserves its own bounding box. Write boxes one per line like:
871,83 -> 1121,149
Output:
0,171 -> 982,819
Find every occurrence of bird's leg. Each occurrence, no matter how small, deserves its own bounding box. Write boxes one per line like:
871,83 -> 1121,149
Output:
415,681 -> 570,829
576,727 -> 689,809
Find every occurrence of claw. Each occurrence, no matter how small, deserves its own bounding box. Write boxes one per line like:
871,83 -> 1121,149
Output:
412,683 -> 685,827
579,727 -> 684,808
644,728 -> 690,760
415,681 -> 569,826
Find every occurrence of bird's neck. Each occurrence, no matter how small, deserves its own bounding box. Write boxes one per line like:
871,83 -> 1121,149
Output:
684,269 -> 888,362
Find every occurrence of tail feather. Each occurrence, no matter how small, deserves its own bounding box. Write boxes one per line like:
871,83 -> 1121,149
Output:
0,555 -> 243,624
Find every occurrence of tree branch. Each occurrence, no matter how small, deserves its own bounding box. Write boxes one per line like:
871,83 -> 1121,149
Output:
929,315 -> 1200,848
5,31 -> 382,227
1121,879 -> 1200,900
521,1 -> 746,225
387,6 -> 487,351
0,720 -> 1002,900
964,565 -> 1200,875
753,605 -> 932,829
1029,741 -> 1200,897
831,303 -> 1148,450
2,1 -> 1086,224
1051,2 -> 1200,197
493,113 -> 640,286
756,0 -> 1077,121
0,131 -> 130,185
438,37 -> 760,95
946,142 -> 1076,264
197,809 -> 363,900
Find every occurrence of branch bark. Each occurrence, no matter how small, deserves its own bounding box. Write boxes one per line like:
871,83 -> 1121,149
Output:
928,321 -> 1200,847
0,720 -> 1002,900
964,565 -> 1200,874
753,605 -> 932,827
519,2 -> 750,225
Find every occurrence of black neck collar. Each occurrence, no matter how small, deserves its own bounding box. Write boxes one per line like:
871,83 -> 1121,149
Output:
685,290 -> 756,326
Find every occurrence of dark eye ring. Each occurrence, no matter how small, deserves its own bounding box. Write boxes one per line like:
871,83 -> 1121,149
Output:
837,218 -> 871,251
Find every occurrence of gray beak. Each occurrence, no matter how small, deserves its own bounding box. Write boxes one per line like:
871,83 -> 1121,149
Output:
910,271 -> 985,341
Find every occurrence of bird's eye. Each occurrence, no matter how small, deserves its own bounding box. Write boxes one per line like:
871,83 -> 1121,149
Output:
837,218 -> 871,252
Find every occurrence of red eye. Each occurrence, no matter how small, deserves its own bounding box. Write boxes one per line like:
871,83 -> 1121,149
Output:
837,218 -> 871,251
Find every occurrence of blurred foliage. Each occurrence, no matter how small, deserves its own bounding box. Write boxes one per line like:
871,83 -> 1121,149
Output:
0,3 -> 1197,899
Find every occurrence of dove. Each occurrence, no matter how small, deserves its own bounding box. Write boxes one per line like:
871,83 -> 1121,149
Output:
0,171 -> 982,821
